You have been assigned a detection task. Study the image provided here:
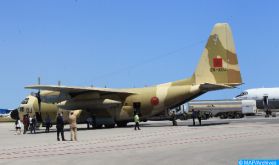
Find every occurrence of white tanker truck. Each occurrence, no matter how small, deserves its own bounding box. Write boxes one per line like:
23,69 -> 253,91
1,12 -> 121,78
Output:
150,100 -> 257,121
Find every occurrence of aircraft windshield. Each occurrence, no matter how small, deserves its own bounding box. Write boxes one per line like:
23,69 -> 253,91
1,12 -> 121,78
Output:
235,91 -> 248,98
21,98 -> 29,104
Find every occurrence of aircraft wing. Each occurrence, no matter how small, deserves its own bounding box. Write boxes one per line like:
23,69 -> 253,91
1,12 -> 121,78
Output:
25,85 -> 136,96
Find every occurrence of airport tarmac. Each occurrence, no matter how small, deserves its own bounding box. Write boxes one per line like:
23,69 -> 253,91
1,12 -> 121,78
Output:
0,117 -> 278,165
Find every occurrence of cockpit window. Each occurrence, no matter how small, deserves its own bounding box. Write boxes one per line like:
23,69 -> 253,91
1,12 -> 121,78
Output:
236,91 -> 248,98
21,98 -> 29,104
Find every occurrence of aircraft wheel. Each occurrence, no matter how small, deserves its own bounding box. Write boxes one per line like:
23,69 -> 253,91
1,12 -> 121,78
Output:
235,113 -> 241,118
116,122 -> 128,127
95,124 -> 103,129
220,114 -> 227,119
105,124 -> 115,128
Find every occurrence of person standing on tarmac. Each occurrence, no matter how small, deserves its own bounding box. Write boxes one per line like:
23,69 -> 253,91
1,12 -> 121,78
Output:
29,115 -> 33,133
56,113 -> 65,141
134,113 -> 141,130
23,114 -> 29,134
197,110 -> 202,126
15,118 -> 22,135
86,117 -> 93,129
171,111 -> 177,126
45,114 -> 51,133
30,115 -> 37,134
69,111 -> 77,141
192,109 -> 196,126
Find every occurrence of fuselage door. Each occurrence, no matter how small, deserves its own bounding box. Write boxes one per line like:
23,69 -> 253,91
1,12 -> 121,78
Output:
133,102 -> 141,116
263,95 -> 269,108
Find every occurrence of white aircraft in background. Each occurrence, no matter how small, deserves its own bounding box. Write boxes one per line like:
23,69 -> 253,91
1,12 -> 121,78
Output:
0,109 -> 12,117
0,109 -> 14,122
235,88 -> 279,116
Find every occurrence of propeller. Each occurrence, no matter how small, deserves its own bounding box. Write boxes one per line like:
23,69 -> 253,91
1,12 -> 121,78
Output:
36,90 -> 42,115
32,78 -> 61,122
33,77 -> 42,122
37,77 -> 41,113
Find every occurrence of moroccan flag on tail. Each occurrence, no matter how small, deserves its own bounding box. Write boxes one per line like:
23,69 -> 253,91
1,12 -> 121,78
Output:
213,57 -> 223,68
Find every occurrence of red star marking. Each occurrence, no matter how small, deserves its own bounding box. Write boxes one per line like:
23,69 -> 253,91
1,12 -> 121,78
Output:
151,97 -> 159,106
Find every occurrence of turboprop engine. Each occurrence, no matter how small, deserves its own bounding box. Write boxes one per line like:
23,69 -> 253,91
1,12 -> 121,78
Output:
57,99 -> 121,110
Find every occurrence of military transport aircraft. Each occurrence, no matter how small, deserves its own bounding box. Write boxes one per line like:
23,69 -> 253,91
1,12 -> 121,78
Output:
12,23 -> 242,128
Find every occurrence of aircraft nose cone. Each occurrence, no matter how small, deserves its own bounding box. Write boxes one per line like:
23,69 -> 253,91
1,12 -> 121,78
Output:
10,109 -> 19,120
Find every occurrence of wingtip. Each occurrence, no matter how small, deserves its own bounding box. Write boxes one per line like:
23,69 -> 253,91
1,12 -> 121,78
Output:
25,85 -> 33,89
25,85 -> 42,89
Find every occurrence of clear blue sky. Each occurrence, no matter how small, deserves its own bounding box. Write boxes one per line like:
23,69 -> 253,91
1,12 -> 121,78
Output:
1,0 -> 279,108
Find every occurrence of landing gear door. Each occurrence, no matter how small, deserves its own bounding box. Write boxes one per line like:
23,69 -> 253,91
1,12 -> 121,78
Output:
35,112 -> 43,122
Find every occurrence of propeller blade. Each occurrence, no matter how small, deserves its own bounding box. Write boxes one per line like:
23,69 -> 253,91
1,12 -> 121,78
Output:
36,91 -> 41,114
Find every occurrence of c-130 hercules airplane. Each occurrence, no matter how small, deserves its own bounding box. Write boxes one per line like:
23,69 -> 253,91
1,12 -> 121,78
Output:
12,23 -> 242,128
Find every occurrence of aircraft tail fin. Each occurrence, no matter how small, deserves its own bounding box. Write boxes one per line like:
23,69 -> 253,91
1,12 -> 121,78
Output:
193,23 -> 242,87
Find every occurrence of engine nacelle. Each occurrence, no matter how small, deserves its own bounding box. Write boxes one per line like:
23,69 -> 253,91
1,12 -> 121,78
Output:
37,91 -> 70,103
57,99 -> 121,110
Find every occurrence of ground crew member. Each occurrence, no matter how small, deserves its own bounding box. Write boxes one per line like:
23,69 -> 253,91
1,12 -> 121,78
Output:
69,111 -> 77,141
171,111 -> 177,126
15,118 -> 22,135
86,117 -> 93,129
45,114 -> 51,133
30,116 -> 37,134
23,114 -> 29,134
56,113 -> 65,141
29,116 -> 33,133
134,113 -> 141,130
192,109 -> 196,126
197,110 -> 202,126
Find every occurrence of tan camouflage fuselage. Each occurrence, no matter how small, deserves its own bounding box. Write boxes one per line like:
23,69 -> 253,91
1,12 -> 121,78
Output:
19,81 -> 201,123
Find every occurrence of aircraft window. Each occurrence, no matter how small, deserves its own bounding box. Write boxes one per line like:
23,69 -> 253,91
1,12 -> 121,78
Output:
21,98 -> 29,104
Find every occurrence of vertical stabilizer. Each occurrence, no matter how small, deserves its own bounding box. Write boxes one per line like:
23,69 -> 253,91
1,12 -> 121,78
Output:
194,23 -> 242,86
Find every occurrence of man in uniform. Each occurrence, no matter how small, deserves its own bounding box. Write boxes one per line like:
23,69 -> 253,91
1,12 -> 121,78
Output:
56,113 -> 65,141
45,114 -> 51,133
171,111 -> 177,126
197,110 -> 202,126
134,113 -> 141,130
69,111 -> 78,141
192,109 -> 196,126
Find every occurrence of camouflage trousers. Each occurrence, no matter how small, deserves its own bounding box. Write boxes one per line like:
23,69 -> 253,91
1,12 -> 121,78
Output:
70,127 -> 77,141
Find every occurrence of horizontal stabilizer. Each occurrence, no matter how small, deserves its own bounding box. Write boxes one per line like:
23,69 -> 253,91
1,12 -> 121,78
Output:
199,83 -> 238,92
